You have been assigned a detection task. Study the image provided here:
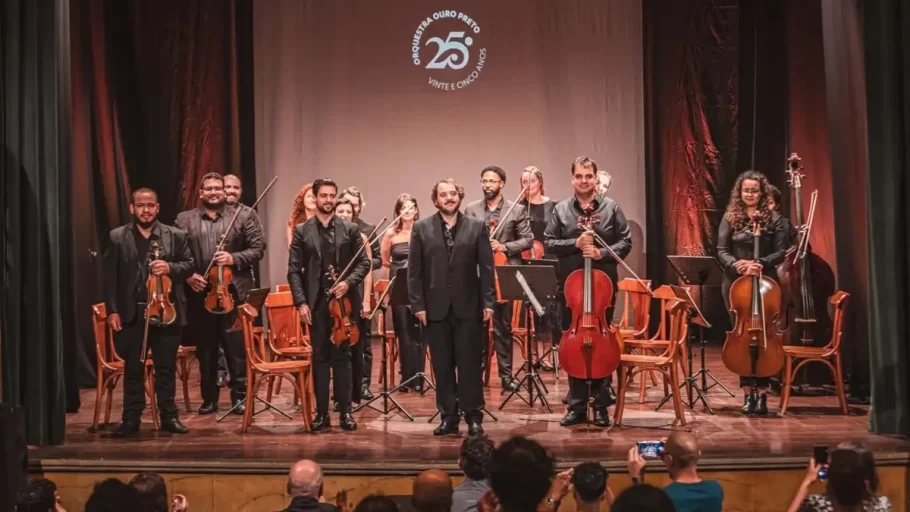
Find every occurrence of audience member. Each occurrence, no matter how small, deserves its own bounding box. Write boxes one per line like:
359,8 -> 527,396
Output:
610,484 -> 676,512
129,473 -> 169,512
452,434 -> 494,512
84,479 -> 139,512
353,495 -> 399,512
411,470 -> 452,512
278,460 -> 339,512
787,442 -> 892,512
571,462 -> 612,511
15,478 -> 64,512
490,436 -> 553,512
627,432 -> 723,512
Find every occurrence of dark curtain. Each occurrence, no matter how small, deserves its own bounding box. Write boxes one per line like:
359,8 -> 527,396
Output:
69,0 -> 255,387
862,0 -> 910,434
0,0 -> 71,445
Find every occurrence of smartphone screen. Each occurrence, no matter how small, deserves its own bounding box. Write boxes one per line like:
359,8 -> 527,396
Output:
814,445 -> 829,479
637,441 -> 664,458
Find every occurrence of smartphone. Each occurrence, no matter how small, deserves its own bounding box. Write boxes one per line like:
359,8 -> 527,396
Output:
814,445 -> 829,480
637,440 -> 664,458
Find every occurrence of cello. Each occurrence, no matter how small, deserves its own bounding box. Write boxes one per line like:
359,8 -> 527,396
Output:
140,242 -> 177,362
558,208 -> 622,381
722,220 -> 786,381
519,189 -> 545,259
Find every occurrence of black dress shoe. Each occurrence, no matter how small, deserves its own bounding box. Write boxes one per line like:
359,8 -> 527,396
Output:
311,413 -> 331,432
559,410 -> 587,427
501,379 -> 519,394
467,420 -> 484,436
103,421 -> 140,438
160,418 -> 189,434
340,413 -> 357,431
198,402 -> 218,415
741,393 -> 756,414
231,397 -> 246,415
593,410 -> 611,428
361,387 -> 374,400
433,418 -> 459,436
755,393 -> 768,415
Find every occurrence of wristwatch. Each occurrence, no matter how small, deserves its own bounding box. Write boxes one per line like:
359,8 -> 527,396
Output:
631,476 -> 641,485
546,497 -> 561,508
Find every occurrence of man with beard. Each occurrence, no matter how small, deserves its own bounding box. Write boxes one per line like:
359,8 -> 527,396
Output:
408,178 -> 494,436
465,166 -> 532,393
338,186 -> 378,402
545,157 -> 631,428
176,173 -> 265,416
288,178 -> 370,431
103,188 -> 195,436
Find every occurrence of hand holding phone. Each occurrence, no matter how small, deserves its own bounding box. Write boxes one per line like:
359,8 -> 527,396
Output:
637,440 -> 664,458
813,445 -> 829,480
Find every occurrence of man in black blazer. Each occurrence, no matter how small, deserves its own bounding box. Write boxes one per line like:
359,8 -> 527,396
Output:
175,173 -> 266,416
104,188 -> 195,437
288,178 -> 371,431
465,166 -> 532,393
408,178 -> 495,436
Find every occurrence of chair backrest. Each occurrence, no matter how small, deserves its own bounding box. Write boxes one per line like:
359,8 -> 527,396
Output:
276,284 -> 290,292
239,303 -> 269,369
826,291 -> 850,352
649,285 -> 681,341
91,303 -> 120,368
617,279 -> 651,336
265,291 -> 309,353
653,301 -> 691,360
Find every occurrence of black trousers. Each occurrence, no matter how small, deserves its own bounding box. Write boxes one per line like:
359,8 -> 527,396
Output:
559,294 -> 615,412
721,278 -> 771,389
311,300 -> 354,414
361,314 -> 373,388
115,307 -> 181,423
426,307 -> 485,422
186,297 -> 247,405
393,305 -> 426,388
481,301 -> 513,382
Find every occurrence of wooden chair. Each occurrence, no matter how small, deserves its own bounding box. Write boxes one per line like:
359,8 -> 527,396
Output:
175,346 -> 196,413
614,302 -> 690,426
238,304 -> 313,432
373,280 -> 400,386
617,279 -> 651,340
779,291 -> 850,415
276,284 -> 291,292
264,291 -> 312,407
90,303 -> 158,431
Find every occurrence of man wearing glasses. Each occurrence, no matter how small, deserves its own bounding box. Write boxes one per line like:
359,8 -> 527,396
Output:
176,173 -> 265,416
465,166 -> 532,393
408,178 -> 495,436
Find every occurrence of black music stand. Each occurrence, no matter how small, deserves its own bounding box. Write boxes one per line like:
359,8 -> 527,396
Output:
666,256 -> 735,406
497,265 -> 557,412
522,258 -> 561,378
655,285 -> 714,413
218,288 -> 293,422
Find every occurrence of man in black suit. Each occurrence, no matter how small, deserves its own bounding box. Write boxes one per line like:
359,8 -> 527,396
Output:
104,188 -> 195,437
408,178 -> 495,436
288,178 -> 371,431
465,165 -> 532,393
175,173 -> 266,416
339,186 -> 378,401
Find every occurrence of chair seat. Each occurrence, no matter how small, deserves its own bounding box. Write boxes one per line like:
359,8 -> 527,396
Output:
621,354 -> 671,366
625,339 -> 671,347
619,329 -> 645,339
256,360 -> 310,373
178,346 -> 196,354
783,346 -> 834,357
274,346 -> 312,357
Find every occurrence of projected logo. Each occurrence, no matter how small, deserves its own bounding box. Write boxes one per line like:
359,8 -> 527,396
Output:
411,10 -> 487,91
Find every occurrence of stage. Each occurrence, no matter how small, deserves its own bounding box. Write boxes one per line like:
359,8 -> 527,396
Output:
30,343 -> 909,511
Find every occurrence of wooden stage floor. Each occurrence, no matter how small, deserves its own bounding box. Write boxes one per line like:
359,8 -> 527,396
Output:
33,343 -> 909,474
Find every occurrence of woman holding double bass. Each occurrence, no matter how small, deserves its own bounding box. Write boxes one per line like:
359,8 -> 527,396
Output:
717,170 -> 789,415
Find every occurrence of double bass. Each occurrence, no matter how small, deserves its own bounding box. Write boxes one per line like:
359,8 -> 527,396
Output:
722,221 -> 786,380
558,208 -> 622,381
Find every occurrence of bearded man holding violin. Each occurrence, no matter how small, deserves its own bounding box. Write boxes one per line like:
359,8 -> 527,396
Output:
544,156 -> 632,428
465,165 -> 533,394
176,172 -> 266,416
288,178 -> 371,432
104,188 -> 195,437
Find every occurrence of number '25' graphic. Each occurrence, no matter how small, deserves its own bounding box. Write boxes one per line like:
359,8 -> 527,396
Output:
425,31 -> 473,70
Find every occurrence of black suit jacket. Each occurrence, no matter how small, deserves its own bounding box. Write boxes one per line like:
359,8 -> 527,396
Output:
104,222 -> 195,326
407,212 -> 495,321
464,198 -> 533,264
174,205 -> 265,301
287,216 -> 371,310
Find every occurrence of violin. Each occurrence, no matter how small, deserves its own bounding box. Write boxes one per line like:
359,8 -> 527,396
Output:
204,232 -> 235,314
140,242 -> 176,362
558,207 -> 622,381
521,240 -> 545,260
327,265 -> 361,346
722,221 -> 786,379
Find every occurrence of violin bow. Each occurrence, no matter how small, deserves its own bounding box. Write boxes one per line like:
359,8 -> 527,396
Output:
328,215 -> 391,294
584,227 -> 654,297
368,260 -> 408,322
202,176 -> 278,277
488,185 -> 528,240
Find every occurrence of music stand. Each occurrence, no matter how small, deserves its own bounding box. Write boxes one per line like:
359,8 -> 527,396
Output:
218,288 -> 293,422
666,256 -> 735,406
655,285 -> 714,412
522,258 -> 561,378
497,265 -> 557,412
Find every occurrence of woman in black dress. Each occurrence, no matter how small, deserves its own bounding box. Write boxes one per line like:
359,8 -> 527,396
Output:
717,170 -> 789,415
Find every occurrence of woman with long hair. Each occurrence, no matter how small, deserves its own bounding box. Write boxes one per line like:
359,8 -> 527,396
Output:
380,194 -> 423,392
717,170 -> 789,415
787,442 -> 892,512
286,183 -> 317,247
